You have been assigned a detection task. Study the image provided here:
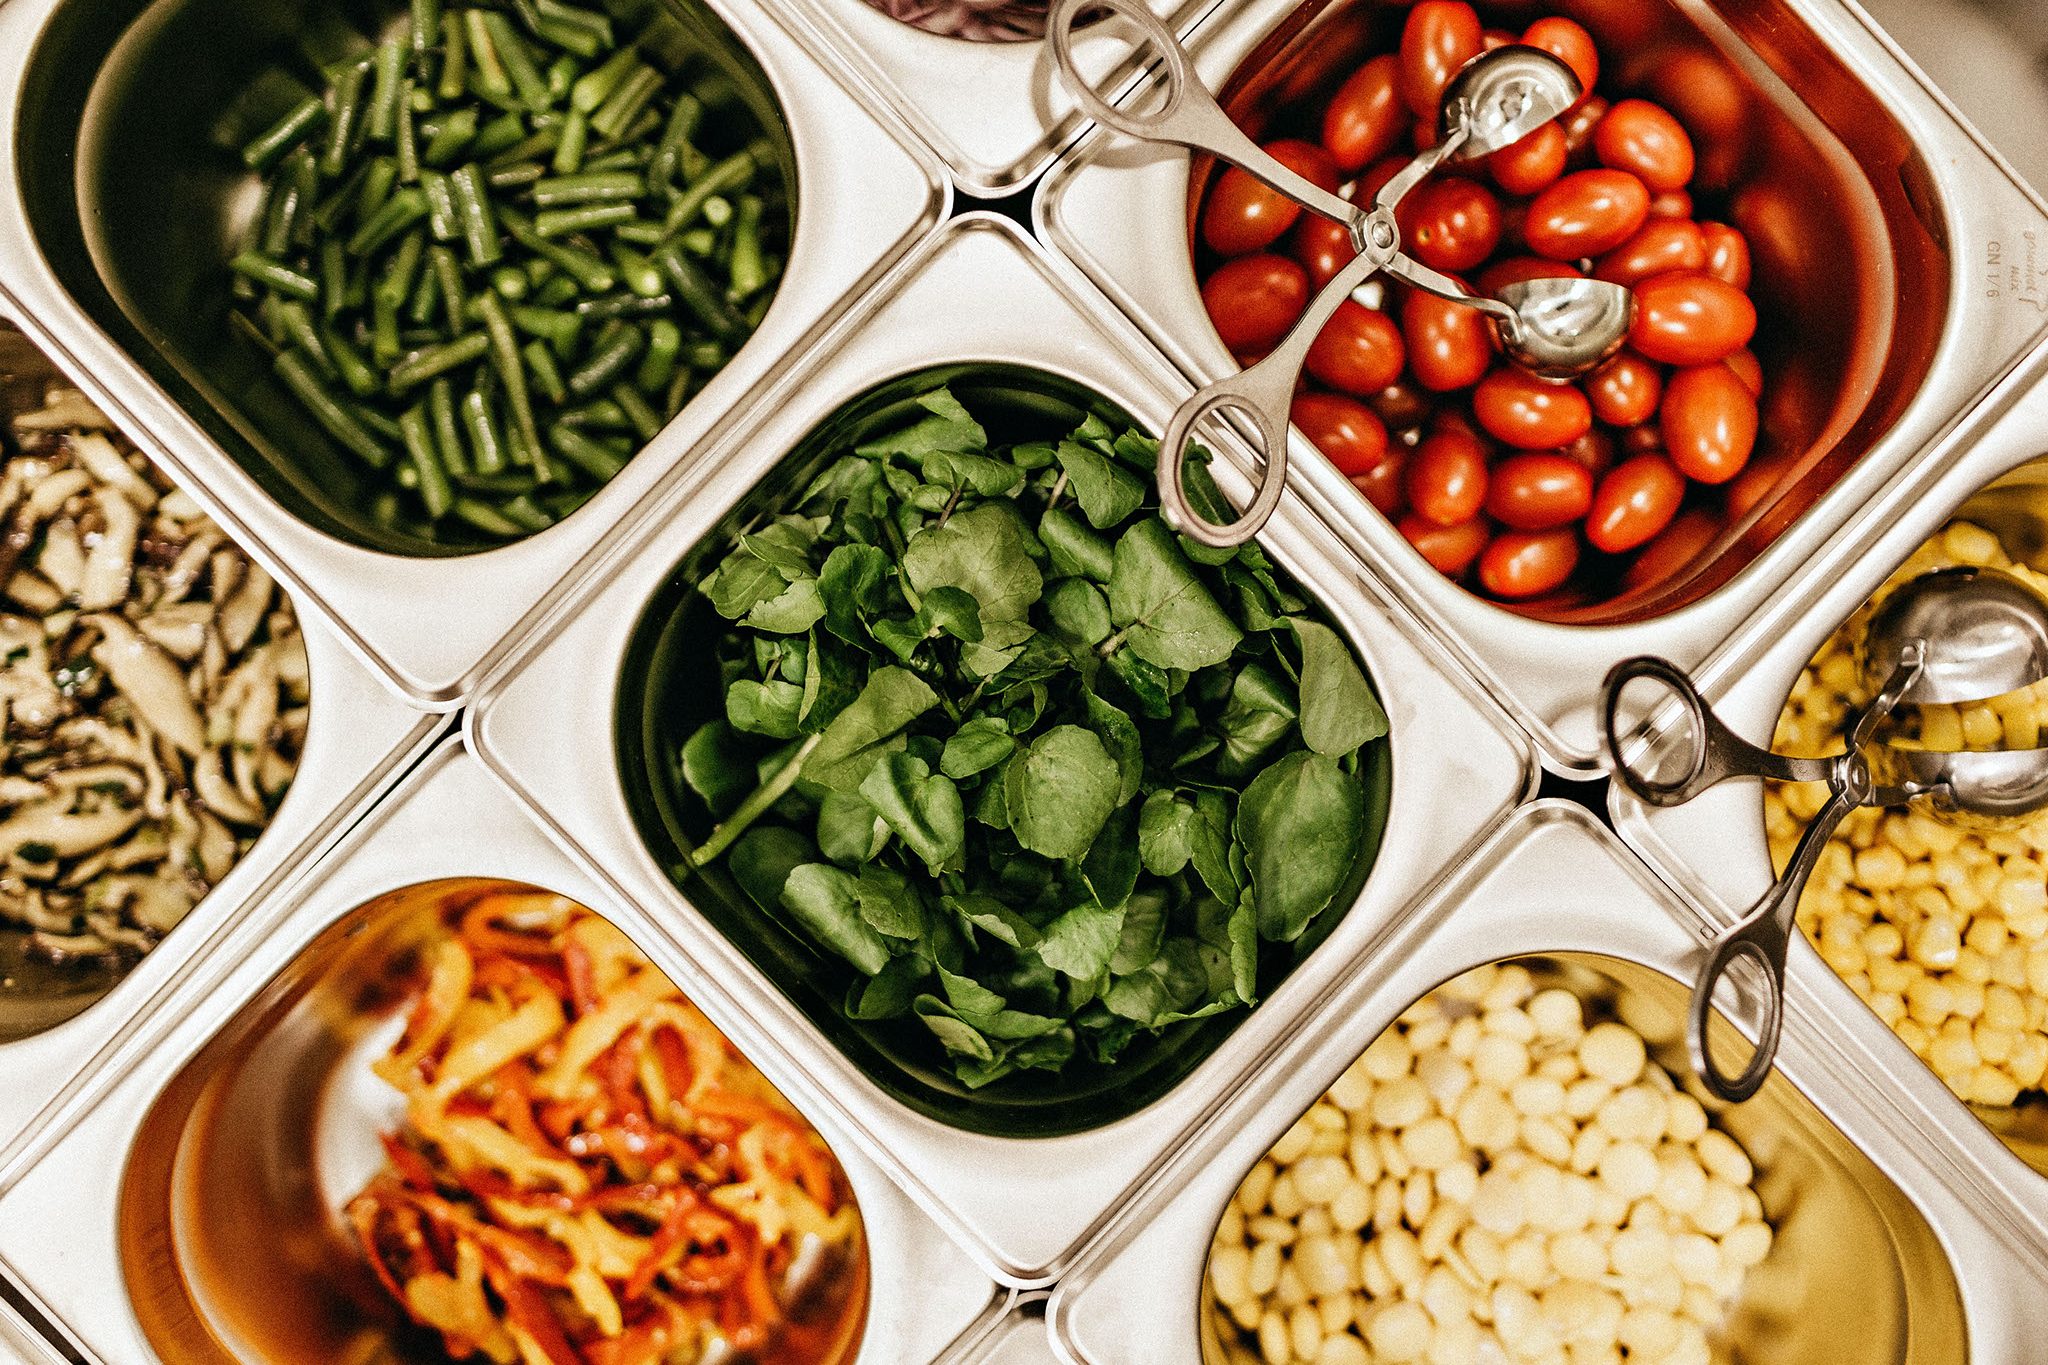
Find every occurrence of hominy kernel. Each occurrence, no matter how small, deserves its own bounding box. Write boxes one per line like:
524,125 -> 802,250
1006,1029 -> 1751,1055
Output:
1365,1300 -> 1433,1362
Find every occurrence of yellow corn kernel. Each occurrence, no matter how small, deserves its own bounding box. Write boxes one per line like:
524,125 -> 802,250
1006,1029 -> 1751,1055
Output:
1921,705 -> 1964,753
1910,918 -> 1962,971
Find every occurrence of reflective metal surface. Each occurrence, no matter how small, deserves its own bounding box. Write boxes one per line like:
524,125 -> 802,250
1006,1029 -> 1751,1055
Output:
0,0 -> 949,706
0,740 -> 1001,1365
1861,566 -> 2048,705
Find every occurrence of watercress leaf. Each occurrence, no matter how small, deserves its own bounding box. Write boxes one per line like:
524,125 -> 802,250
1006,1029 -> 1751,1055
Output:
727,826 -> 813,915
1110,889 -> 1168,975
947,893 -> 1040,949
726,679 -> 803,739
1108,519 -> 1242,671
810,666 -> 938,769
680,720 -> 755,818
941,717 -> 1015,779
1217,662 -> 1299,775
803,735 -> 904,796
1105,939 -> 1209,1024
1010,439 -> 1058,471
741,520 -> 818,578
1237,751 -> 1364,943
937,965 -> 1009,1018
779,863 -> 894,975
1082,692 -> 1144,805
973,1008 -> 1068,1041
1044,577 -> 1112,651
856,386 -> 987,460
816,789 -> 888,865
1055,438 -> 1147,529
743,577 -> 826,634
902,502 -> 1043,623
1040,506 -> 1116,583
1105,646 -> 1173,719
1032,898 -> 1122,980
856,864 -> 923,939
922,448 -> 1026,497
870,615 -> 928,663
1229,891 -> 1258,1007
1288,617 -> 1387,756
1082,800 -> 1141,913
960,618 -> 1036,678
1188,789 -> 1240,904
913,995 -> 995,1062
817,543 -> 889,645
971,759 -> 1012,828
1005,725 -> 1121,861
922,586 -> 983,643
845,955 -> 923,1020
706,554 -> 787,620
1137,789 -> 1196,876
859,754 -> 965,875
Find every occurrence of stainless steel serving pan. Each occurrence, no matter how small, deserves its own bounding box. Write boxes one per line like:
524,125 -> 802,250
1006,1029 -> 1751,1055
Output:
936,1293 -> 1059,1365
0,0 -> 949,708
770,0 -> 1216,195
1034,0 -> 2048,774
0,1283 -> 67,1365
1612,337 -> 2048,1248
0,736 -> 1002,1365
468,210 -> 1538,1285
1047,801 -> 2048,1364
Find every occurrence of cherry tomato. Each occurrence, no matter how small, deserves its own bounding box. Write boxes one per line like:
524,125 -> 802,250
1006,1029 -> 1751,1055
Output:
1292,391 -> 1392,482
1592,99 -> 1695,192
1405,428 -> 1490,526
1201,140 -> 1340,257
1352,156 -> 1411,211
1629,270 -> 1757,365
1623,508 -> 1719,591
1351,457 -> 1408,516
1487,120 -> 1568,196
1522,17 -> 1598,107
1479,527 -> 1580,599
1587,351 -> 1663,427
1399,177 -> 1503,273
1370,379 -> 1432,431
1723,347 -> 1763,396
1699,221 -> 1752,289
1559,428 -> 1617,479
1485,452 -> 1592,530
1562,95 -> 1610,161
1593,219 -> 1706,287
1648,188 -> 1694,220
1586,454 -> 1685,552
1412,115 -> 1441,151
1477,256 -> 1581,296
1322,54 -> 1405,171
1473,368 -> 1593,449
1202,255 -> 1310,354
1401,2 -> 1484,120
1291,214 -> 1359,292
1307,300 -> 1407,396
1481,27 -> 1516,51
1621,421 -> 1665,454
1402,289 -> 1494,391
1524,169 -> 1651,260
1401,514 -> 1490,576
1660,363 -> 1758,483
1725,450 -> 1791,521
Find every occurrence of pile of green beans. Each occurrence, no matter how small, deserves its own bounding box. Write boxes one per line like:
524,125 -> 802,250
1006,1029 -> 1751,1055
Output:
226,0 -> 787,544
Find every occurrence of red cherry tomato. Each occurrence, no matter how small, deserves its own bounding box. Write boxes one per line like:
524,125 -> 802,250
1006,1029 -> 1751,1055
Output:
1629,270 -> 1757,365
1322,54 -> 1406,171
1485,452 -> 1593,530
1592,99 -> 1696,192
1524,169 -> 1651,260
1725,449 -> 1792,521
1562,95 -> 1609,161
1586,454 -> 1685,552
1723,347 -> 1764,396
1660,363 -> 1758,484
1291,214 -> 1359,292
1477,255 -> 1581,296
1621,421 -> 1665,454
1202,255 -> 1310,354
1648,188 -> 1695,220
1473,368 -> 1593,449
1292,391 -> 1392,482
1399,178 -> 1503,274
1488,121 -> 1568,196
1401,2 -> 1485,120
1623,508 -> 1719,591
1401,514 -> 1490,576
1370,379 -> 1433,431
1593,219 -> 1707,287
1403,290 -> 1495,391
1201,140 -> 1340,257
1352,156 -> 1411,211
1522,17 -> 1598,107
1481,27 -> 1516,51
1479,528 -> 1581,599
1699,221 -> 1752,289
1587,351 -> 1663,427
1405,428 -> 1491,526
1559,428 -> 1617,479
1307,301 -> 1407,396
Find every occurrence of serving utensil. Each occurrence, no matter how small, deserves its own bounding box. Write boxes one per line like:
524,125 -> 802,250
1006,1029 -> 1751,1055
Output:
1048,0 -> 1634,546
1602,566 -> 2048,1100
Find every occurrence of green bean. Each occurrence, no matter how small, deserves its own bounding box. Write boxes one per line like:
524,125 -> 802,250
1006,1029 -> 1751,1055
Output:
351,401 -> 405,442
612,220 -> 666,246
536,0 -> 611,47
535,202 -> 634,237
395,89 -> 420,182
553,105 -> 590,175
457,387 -> 505,475
580,143 -> 648,174
276,350 -> 390,467
273,299 -> 333,377
491,264 -> 530,300
509,304 -> 582,355
532,170 -> 641,206
575,291 -> 669,321
438,11 -> 469,100
372,290 -> 402,362
423,106 -> 479,165
455,471 -> 537,494
428,378 -> 470,476
523,339 -> 568,404
323,324 -> 380,397
411,0 -> 441,54
452,497 -> 523,536
449,164 -> 502,266
498,208 -> 614,290
678,226 -> 716,258
567,325 -> 642,396
243,96 -> 327,171
499,495 -> 555,532
636,318 -> 680,393
472,109 -> 527,158
487,160 -> 547,190
312,157 -> 373,233
231,252 -> 319,302
388,331 -> 488,392
481,12 -> 550,111
347,187 -> 428,255
611,381 -> 661,441
428,244 -> 468,329
559,398 -> 629,429
320,60 -> 371,176
656,244 -> 746,342
590,65 -> 660,140
422,170 -> 458,240
464,10 -> 512,100
399,402 -> 455,517
700,195 -> 731,230
545,56 -> 577,105
549,422 -> 627,479
368,37 -> 408,142
609,242 -> 663,297
683,338 -> 726,369
407,252 -> 442,324
664,146 -> 755,233
476,291 -> 542,460
356,156 -> 398,222
317,240 -> 349,318
572,49 -> 641,114
729,195 -> 768,300
533,273 -> 580,308
260,153 -> 310,258
647,92 -> 701,189
288,152 -> 322,250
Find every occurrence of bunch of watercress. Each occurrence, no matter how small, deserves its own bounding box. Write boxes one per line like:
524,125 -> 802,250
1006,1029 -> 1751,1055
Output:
677,385 -> 1387,1089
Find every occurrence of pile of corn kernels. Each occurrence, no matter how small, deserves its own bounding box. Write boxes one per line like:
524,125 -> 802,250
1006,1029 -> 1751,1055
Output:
1771,520 -> 2048,1108
1205,964 -> 1772,1365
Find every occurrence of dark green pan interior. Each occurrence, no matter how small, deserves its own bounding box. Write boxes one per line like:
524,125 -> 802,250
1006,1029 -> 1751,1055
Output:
14,0 -> 795,555
616,363 -> 1395,1139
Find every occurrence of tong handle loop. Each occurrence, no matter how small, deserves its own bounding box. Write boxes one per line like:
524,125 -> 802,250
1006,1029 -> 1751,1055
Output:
1602,656 -> 1829,807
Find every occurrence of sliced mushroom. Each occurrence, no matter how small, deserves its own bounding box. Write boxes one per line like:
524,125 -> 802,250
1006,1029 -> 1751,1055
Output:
23,467 -> 89,522
77,486 -> 140,612
4,572 -> 64,615
84,614 -> 207,756
12,390 -> 113,433
37,519 -> 87,599
194,807 -> 239,884
217,557 -> 273,654
192,750 -> 265,826
71,433 -> 158,512
157,527 -> 223,607
0,800 -> 144,860
138,602 -> 214,660
47,764 -> 145,801
115,875 -> 195,935
0,776 -> 47,804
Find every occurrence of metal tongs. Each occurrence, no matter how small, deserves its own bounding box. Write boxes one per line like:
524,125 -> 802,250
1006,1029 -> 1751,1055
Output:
1603,566 -> 2048,1101
1048,0 -> 1634,547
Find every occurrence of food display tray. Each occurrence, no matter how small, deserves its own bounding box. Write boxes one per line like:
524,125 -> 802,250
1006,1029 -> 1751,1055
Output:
0,0 -> 950,708
0,738 -> 1004,1365
935,1293 -> 1059,1365
1035,0 -> 2048,774
469,211 -> 1537,1285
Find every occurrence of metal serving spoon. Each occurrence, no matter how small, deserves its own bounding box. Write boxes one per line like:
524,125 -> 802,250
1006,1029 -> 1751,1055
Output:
1602,566 -> 2048,1101
1048,0 -> 1634,547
